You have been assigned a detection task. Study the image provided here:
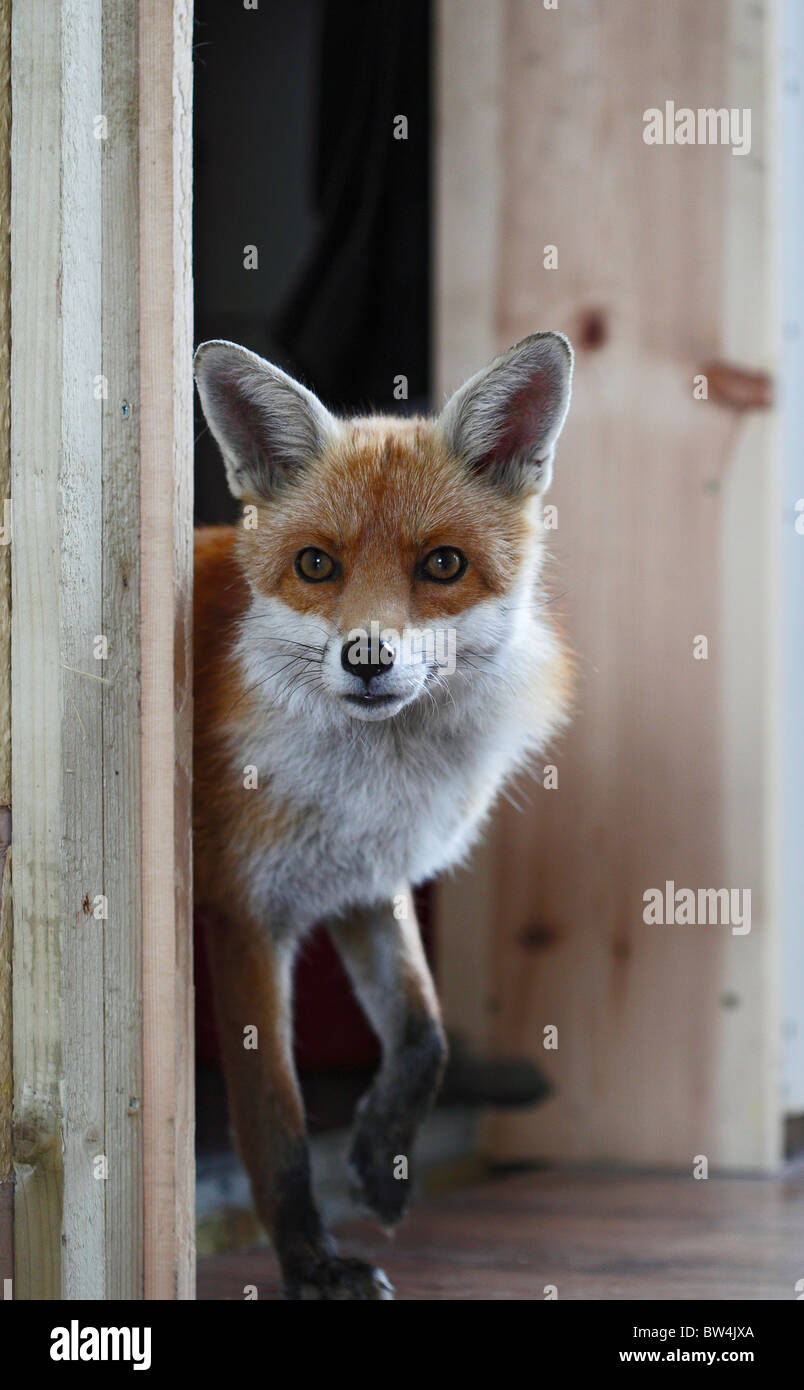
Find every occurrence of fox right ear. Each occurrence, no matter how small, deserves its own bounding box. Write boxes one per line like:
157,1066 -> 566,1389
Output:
193,340 -> 338,499
438,332 -> 573,496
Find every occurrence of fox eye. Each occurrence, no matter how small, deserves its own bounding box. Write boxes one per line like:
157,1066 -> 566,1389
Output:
419,547 -> 467,584
294,547 -> 338,582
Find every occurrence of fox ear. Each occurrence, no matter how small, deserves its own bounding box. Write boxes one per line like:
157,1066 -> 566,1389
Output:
193,340 -> 337,499
438,332 -> 573,495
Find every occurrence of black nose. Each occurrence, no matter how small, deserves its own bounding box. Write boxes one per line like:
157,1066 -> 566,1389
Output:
341,636 -> 395,685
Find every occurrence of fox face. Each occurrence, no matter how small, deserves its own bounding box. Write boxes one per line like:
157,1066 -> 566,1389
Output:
194,333 -> 573,731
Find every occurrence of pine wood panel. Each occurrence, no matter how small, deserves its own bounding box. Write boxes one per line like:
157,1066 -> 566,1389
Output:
433,0 -> 505,1058
58,0 -> 106,1300
12,0 -> 74,1299
9,0 -> 194,1299
435,0 -> 780,1169
139,0 -> 195,1300
101,0 -> 145,1300
0,0 -> 12,1290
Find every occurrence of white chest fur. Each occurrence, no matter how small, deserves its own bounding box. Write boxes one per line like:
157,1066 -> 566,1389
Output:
233,649 -> 556,936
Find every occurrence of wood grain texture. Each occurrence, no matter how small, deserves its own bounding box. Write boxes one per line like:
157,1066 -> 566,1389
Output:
101,0 -> 144,1300
11,0 -> 69,1299
173,0 -> 196,1303
58,0 -> 106,1301
139,0 -> 195,1301
0,0 -> 10,808
198,1167 -> 804,1301
433,0 -> 504,1058
434,0 -> 780,1169
9,0 -> 193,1299
714,0 -> 781,1175
0,0 -> 13,1241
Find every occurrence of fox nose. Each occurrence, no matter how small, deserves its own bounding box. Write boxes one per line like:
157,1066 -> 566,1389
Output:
341,637 -> 396,685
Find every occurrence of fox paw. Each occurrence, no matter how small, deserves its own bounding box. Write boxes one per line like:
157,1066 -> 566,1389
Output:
348,1124 -> 412,1228
283,1252 -> 394,1301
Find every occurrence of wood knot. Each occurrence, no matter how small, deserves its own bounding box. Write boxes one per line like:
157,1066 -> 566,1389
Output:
578,308 -> 608,350
700,362 -> 774,411
518,921 -> 560,950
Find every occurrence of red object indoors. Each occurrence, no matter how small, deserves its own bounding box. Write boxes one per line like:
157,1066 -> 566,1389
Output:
194,889 -> 433,1074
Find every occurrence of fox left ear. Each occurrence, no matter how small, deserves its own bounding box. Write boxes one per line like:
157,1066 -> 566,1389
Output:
193,340 -> 338,500
438,332 -> 573,495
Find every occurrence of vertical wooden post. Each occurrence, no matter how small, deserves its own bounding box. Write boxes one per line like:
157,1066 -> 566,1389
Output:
139,0 -> 195,1300
9,0 -> 194,1299
12,0 -> 81,1300
433,0 -> 504,1059
0,0 -> 12,1295
100,2 -> 144,1300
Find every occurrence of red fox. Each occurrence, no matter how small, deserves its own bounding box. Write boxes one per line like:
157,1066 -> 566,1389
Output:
193,332 -> 573,1298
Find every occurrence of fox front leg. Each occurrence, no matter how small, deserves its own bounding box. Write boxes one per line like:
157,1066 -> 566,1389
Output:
327,893 -> 448,1226
203,909 -> 393,1299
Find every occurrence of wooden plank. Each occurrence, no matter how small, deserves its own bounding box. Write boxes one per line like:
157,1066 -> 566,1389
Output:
490,0 -> 778,1169
0,817 -> 10,1291
0,0 -> 13,1289
435,0 -> 781,1169
58,0 -> 106,1300
139,0 -> 195,1300
11,0 -> 114,1299
714,0 -> 780,1167
173,0 -> 196,1301
11,0 -> 69,1299
0,0 -> 10,806
779,0 -> 804,1121
433,0 -> 505,397
10,0 -> 194,1299
433,0 -> 505,1058
101,0 -> 144,1300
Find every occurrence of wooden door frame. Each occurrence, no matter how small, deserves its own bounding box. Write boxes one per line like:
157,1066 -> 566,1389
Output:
3,0 -> 194,1300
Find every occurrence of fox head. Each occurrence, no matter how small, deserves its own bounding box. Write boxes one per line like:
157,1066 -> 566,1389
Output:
194,334 -> 572,725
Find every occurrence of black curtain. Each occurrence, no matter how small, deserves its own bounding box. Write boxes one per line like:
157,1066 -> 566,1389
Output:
193,0 -> 432,524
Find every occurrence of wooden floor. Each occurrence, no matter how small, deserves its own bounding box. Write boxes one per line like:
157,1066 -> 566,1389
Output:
197,1166 -> 804,1300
